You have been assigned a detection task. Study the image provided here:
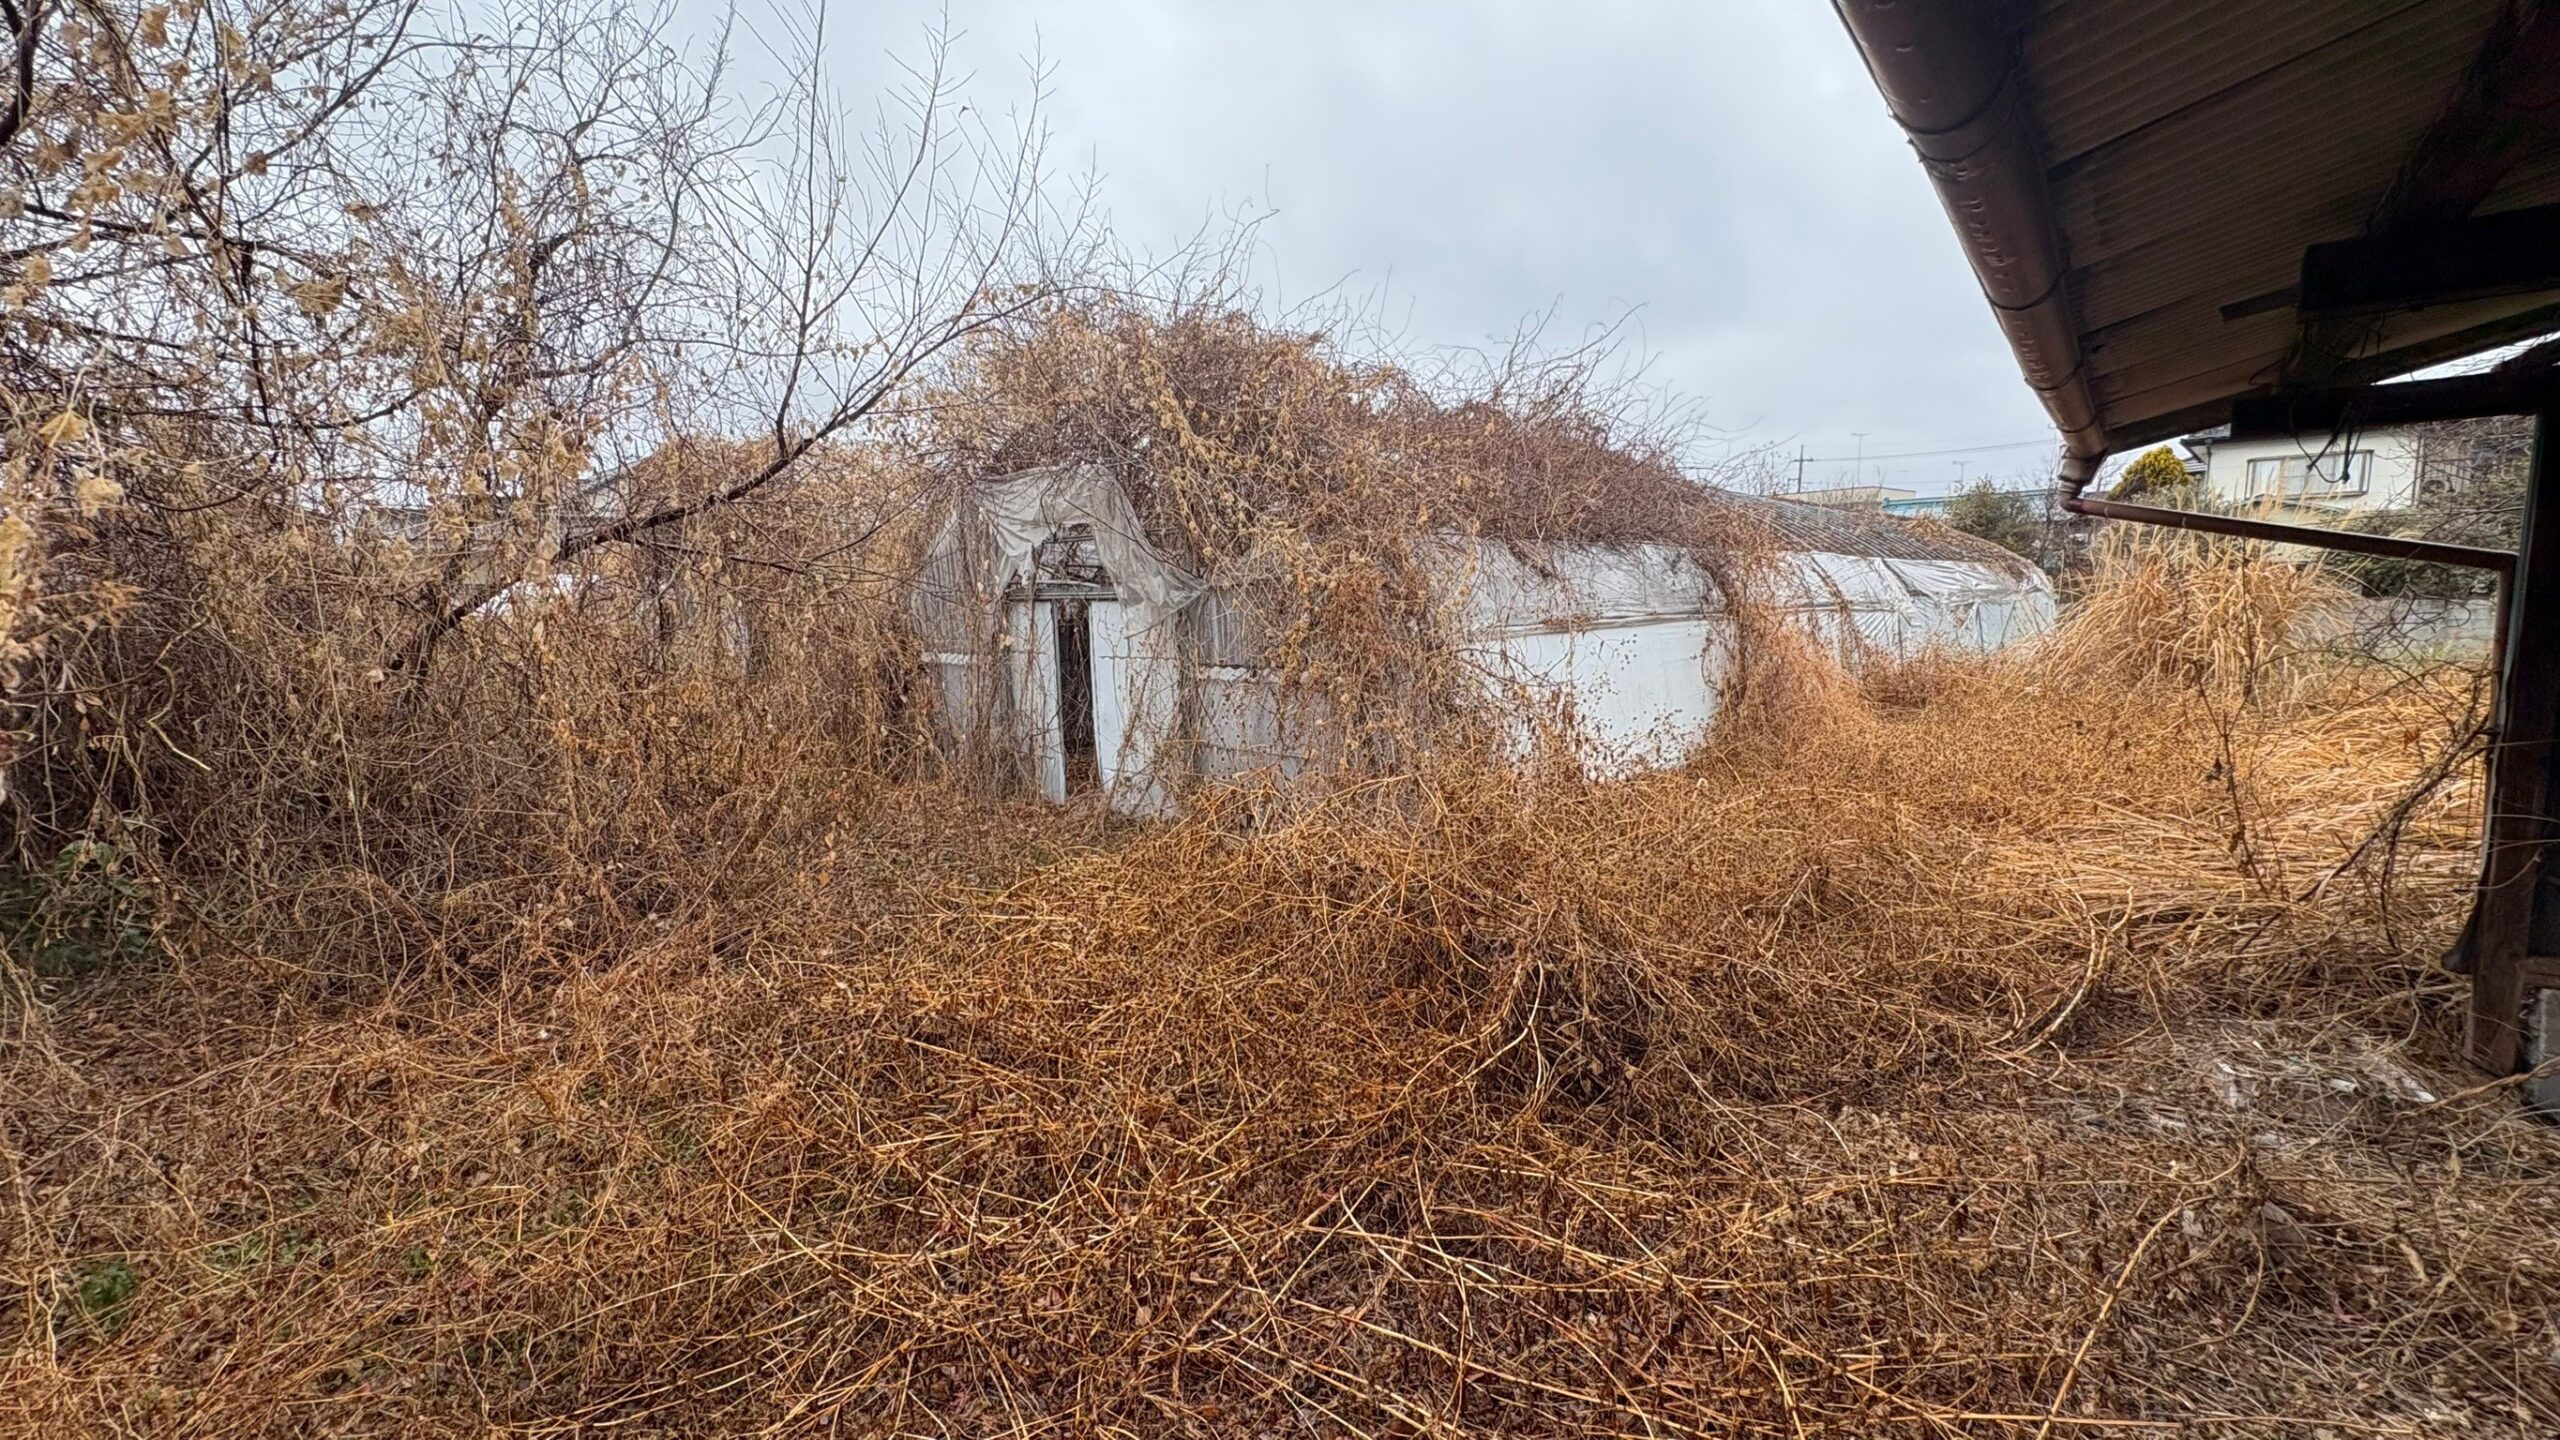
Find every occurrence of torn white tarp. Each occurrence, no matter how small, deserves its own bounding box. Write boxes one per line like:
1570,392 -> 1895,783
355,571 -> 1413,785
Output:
916,465 -> 1198,815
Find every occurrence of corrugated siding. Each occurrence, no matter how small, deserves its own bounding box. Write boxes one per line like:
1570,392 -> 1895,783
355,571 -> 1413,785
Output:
2053,7 -> 2500,279
1742,494 -> 2049,579
2024,0 -> 2447,164
1988,0 -> 2555,443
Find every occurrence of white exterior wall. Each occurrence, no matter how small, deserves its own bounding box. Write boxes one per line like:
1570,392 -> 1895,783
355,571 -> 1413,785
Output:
1473,619 -> 1729,771
2201,428 -> 2423,518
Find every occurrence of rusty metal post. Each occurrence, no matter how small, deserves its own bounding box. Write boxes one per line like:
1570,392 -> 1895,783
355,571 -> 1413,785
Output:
2061,493 -> 2516,573
2470,405 -> 2560,1072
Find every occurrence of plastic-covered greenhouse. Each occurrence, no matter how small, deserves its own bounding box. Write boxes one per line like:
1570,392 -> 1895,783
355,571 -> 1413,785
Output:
914,464 -> 2055,814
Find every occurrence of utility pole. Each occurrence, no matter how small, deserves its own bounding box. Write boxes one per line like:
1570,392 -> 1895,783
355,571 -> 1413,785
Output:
1794,445 -> 1805,493
1951,459 -> 1969,491
1851,432 -> 1870,487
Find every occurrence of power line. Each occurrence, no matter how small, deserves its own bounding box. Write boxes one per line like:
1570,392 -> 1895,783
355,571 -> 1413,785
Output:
1798,436 -> 2057,464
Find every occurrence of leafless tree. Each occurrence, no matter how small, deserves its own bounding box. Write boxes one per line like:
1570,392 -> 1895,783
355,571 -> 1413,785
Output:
0,0 -> 1081,677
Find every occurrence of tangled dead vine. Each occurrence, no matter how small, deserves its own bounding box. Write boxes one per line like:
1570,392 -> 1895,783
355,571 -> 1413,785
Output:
0,7 -> 2549,1432
4,536 -> 2551,1438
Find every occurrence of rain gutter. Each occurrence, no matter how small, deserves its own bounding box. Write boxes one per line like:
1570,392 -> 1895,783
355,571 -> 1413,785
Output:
1832,0 -> 2525,572
1831,0 -> 2105,483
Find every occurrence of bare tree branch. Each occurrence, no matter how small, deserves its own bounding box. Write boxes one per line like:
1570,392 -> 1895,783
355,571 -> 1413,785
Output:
0,0 -> 45,154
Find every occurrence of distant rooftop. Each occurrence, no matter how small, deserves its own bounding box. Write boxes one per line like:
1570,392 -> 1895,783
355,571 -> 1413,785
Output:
1785,485 -> 1917,510
1737,491 -> 2045,578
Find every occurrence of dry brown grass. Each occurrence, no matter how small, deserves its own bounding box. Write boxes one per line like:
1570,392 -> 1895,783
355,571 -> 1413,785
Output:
4,8 -> 2538,1425
4,534 -> 2550,1438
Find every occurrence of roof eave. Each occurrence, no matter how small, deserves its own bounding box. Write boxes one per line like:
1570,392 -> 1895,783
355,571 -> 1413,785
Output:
1832,0 -> 2105,481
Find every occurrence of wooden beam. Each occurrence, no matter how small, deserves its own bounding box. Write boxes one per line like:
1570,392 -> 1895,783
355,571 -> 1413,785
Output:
2471,405 -> 2560,1073
2228,365 -> 2560,440
2289,0 -> 2560,386
2299,203 -> 2560,318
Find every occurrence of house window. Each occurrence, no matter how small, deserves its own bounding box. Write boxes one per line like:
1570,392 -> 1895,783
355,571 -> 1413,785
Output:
2244,450 -> 2373,501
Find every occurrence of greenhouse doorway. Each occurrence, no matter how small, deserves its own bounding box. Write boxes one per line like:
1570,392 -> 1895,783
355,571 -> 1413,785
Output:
1054,599 -> 1098,796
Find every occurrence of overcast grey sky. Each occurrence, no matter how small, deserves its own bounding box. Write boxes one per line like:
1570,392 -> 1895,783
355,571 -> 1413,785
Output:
749,1 -> 2061,495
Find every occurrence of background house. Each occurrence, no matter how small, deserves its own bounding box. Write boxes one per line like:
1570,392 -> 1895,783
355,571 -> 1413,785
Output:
2186,426 -> 2422,522
2175,418 -> 2533,529
1787,484 -> 1916,510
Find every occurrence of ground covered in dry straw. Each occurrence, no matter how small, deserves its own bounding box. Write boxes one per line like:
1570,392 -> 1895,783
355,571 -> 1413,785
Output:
5,546 -> 2554,1438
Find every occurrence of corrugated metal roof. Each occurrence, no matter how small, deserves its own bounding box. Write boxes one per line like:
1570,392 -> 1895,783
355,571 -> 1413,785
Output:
1838,0 -> 2560,463
2040,0 -> 2540,444
2023,0 -> 2440,163
1729,492 -> 2047,577
2055,15 -> 2498,287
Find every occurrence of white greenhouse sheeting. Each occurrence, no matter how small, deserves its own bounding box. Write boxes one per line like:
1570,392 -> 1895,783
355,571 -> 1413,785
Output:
1473,620 -> 1731,770
1449,541 -> 1723,634
914,467 -> 2057,812
1762,551 -> 2055,659
1455,540 -> 2052,771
